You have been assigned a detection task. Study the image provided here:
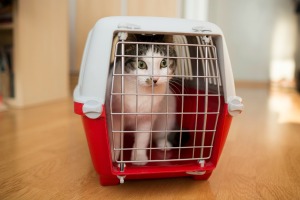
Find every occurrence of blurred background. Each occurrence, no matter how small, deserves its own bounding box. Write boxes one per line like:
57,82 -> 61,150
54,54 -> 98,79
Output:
0,0 -> 300,109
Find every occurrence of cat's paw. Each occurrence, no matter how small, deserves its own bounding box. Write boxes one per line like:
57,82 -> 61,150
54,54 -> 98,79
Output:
131,151 -> 148,166
156,139 -> 173,151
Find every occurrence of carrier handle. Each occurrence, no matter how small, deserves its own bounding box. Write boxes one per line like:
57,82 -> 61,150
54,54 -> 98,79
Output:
82,99 -> 102,119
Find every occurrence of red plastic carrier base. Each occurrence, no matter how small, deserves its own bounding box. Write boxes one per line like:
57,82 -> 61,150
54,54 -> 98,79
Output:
74,86 -> 232,186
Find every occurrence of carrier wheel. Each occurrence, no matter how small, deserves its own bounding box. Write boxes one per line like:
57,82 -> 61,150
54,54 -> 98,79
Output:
192,170 -> 212,181
99,175 -> 120,186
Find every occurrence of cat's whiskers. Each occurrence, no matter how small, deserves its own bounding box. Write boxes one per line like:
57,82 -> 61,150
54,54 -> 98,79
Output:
169,79 -> 184,90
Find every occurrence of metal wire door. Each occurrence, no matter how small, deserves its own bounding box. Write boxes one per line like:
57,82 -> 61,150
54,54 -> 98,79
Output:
108,34 -> 223,167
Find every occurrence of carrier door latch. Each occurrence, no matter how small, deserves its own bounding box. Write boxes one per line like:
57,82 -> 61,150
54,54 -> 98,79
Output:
228,96 -> 244,117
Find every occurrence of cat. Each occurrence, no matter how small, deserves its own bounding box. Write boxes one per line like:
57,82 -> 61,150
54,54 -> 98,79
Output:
110,35 -> 177,165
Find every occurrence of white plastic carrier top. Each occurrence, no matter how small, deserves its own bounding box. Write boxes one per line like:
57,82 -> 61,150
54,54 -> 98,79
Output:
73,16 -> 243,118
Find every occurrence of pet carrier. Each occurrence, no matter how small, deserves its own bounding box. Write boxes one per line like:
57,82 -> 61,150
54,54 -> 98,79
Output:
74,16 -> 243,186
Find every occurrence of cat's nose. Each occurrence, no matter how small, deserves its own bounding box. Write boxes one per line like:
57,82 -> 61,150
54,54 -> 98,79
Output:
152,79 -> 158,84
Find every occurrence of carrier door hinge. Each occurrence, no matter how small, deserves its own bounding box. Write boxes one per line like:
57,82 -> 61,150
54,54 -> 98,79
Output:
186,160 -> 206,176
82,100 -> 102,119
118,32 -> 128,40
117,176 -> 126,184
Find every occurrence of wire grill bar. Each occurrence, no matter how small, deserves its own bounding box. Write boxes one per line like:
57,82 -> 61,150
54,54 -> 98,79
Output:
200,42 -> 209,159
117,157 -> 212,164
111,129 -> 217,133
114,145 -> 213,151
111,93 -> 221,97
115,55 -> 218,60
120,38 -> 125,165
110,112 -> 219,115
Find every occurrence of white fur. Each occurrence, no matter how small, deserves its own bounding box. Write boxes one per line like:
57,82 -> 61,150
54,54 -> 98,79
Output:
111,50 -> 176,165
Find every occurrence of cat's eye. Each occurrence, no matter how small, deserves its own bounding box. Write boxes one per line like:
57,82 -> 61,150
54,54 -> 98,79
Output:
138,60 -> 147,69
160,59 -> 168,68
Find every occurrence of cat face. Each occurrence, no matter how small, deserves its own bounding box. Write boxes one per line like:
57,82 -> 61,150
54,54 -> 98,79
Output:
125,49 -> 176,87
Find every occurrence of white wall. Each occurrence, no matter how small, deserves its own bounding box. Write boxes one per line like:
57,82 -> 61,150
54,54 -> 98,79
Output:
208,0 -> 297,82
182,0 -> 208,21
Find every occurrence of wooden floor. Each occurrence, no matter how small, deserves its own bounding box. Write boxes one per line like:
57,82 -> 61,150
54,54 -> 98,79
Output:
1,86 -> 300,199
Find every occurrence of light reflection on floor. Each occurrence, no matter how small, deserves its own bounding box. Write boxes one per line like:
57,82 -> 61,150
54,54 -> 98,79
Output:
268,87 -> 300,124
